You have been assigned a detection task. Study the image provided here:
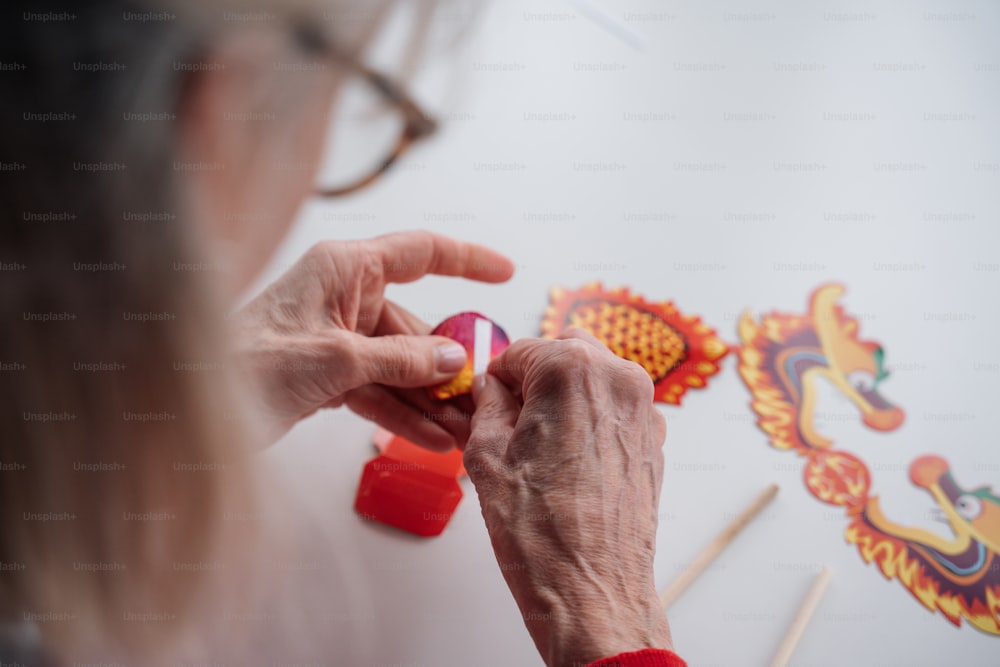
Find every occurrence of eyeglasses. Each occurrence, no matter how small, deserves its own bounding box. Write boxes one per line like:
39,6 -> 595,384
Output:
311,49 -> 439,197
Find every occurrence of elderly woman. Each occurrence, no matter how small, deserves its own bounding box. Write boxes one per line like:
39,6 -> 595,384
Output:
0,1 -> 682,665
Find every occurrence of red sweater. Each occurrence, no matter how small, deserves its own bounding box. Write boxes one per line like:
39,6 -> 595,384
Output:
585,648 -> 687,667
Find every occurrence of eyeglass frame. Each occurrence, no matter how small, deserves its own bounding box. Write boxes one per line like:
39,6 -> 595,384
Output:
294,25 -> 439,198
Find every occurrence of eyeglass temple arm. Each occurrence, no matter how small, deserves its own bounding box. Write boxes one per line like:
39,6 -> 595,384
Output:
292,22 -> 439,197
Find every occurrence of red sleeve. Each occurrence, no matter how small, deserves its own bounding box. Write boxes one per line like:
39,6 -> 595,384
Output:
584,648 -> 687,667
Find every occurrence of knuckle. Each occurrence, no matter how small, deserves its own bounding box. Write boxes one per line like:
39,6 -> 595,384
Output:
370,339 -> 423,383
410,229 -> 435,246
614,360 -> 655,401
622,357 -> 650,380
462,443 -> 484,470
502,338 -> 536,362
560,337 -> 596,359
540,339 -> 597,378
462,442 -> 492,481
491,339 -> 542,377
651,443 -> 666,476
306,240 -> 336,261
465,422 -> 512,472
650,410 -> 667,443
327,331 -> 363,385
358,246 -> 383,281
301,241 -> 339,275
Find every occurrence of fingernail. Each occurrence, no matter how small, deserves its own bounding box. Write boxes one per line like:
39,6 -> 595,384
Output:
435,342 -> 468,373
471,374 -> 486,405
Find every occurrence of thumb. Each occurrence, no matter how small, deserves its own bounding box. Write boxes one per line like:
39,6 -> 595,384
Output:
464,374 -> 520,480
353,334 -> 468,388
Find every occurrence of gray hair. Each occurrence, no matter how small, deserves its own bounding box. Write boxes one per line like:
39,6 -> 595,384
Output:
0,0 -> 400,661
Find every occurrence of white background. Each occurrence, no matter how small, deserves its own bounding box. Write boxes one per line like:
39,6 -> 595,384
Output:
252,1 -> 1000,664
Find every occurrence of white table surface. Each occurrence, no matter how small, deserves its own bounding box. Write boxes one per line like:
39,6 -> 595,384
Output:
249,1 -> 1000,664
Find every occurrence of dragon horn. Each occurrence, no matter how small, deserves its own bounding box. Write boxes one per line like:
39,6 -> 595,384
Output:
809,284 -> 846,371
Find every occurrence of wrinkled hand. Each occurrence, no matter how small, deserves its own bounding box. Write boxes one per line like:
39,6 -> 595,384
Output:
235,231 -> 514,447
464,330 -> 672,667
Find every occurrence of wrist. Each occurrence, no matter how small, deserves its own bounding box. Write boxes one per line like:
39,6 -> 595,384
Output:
536,588 -> 672,667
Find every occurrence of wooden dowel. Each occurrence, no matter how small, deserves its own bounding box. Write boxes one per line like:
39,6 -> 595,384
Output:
768,567 -> 833,667
659,483 -> 779,609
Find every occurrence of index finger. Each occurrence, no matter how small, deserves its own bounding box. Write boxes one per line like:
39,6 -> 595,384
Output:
369,230 -> 515,284
375,300 -> 432,336
486,338 -> 557,394
490,327 -> 616,382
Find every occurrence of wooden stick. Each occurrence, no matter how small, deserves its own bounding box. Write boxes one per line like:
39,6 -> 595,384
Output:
769,567 -> 832,667
659,483 -> 779,609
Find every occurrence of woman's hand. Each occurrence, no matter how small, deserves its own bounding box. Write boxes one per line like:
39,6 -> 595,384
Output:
234,230 -> 514,448
464,330 -> 673,667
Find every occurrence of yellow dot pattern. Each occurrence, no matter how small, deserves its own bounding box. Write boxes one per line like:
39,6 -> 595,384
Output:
565,300 -> 688,382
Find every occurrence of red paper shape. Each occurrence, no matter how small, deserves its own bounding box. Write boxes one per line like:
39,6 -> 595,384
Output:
354,455 -> 462,538
355,431 -> 465,537
373,427 -> 466,478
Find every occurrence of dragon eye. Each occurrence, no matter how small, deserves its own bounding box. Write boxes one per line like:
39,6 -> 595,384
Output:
847,370 -> 876,392
956,495 -> 983,520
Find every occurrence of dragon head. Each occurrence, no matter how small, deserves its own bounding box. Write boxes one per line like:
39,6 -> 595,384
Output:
909,455 -> 1000,555
809,284 -> 905,432
851,457 -> 1000,634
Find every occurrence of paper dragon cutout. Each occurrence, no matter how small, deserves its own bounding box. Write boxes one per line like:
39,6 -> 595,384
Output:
849,456 -> 1000,634
541,283 -> 729,405
737,283 -> 905,454
738,283 -> 1000,634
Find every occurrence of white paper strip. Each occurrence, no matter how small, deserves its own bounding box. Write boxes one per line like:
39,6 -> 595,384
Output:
473,318 -> 493,377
